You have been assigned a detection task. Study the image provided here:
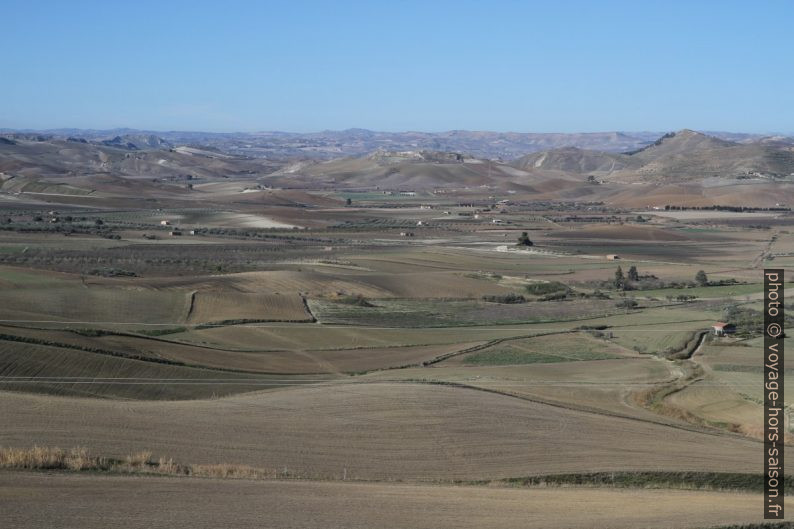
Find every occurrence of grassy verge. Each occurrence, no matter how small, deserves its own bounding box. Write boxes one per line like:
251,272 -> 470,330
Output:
709,525 -> 794,529
500,471 -> 794,494
3,447 -> 790,497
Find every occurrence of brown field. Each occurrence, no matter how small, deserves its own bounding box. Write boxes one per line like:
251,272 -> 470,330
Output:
0,472 -> 769,529
186,291 -> 311,324
0,383 -> 760,481
0,341 -> 329,399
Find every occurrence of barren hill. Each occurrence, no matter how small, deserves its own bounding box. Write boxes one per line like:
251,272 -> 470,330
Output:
0,136 -> 280,180
512,147 -> 640,175
512,130 -> 794,184
265,150 -> 537,189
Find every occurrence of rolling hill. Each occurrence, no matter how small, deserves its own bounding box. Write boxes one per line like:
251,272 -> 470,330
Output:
512,146 -> 641,174
513,129 -> 794,184
265,150 -> 542,189
0,136 -> 280,180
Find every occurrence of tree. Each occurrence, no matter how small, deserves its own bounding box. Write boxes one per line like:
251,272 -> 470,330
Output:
695,270 -> 708,287
627,265 -> 639,282
614,266 -> 625,290
345,198 -> 352,206
517,231 -> 533,246
94,219 -> 104,226
615,298 -> 638,310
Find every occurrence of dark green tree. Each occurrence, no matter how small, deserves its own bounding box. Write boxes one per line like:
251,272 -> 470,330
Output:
346,198 -> 352,206
614,266 -> 625,290
695,270 -> 708,286
517,231 -> 533,247
627,265 -> 639,282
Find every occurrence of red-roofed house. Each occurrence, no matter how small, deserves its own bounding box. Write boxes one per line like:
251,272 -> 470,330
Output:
712,322 -> 735,337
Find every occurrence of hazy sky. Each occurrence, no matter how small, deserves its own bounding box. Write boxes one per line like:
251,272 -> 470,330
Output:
2,0 -> 792,133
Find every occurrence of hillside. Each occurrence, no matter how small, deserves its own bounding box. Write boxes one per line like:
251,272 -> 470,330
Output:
512,130 -> 794,184
615,129 -> 794,181
265,149 -> 539,189
512,147 -> 641,175
0,136 -> 280,181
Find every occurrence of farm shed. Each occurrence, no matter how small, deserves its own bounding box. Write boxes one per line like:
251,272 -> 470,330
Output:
711,322 -> 736,336
160,220 -> 171,226
606,254 -> 620,260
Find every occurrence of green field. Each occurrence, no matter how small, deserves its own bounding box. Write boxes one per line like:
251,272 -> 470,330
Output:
464,333 -> 624,365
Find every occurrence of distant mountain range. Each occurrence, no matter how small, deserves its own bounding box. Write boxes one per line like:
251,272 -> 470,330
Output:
2,127 -> 791,161
4,128 -> 794,208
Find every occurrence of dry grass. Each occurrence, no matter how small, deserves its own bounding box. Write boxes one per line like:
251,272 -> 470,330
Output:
187,291 -> 313,324
0,446 -> 277,479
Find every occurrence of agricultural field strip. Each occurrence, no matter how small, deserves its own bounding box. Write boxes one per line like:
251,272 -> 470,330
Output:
364,372 -> 762,438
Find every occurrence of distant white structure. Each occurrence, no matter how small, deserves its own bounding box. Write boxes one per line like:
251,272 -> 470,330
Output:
416,221 -> 425,226
160,220 -> 171,226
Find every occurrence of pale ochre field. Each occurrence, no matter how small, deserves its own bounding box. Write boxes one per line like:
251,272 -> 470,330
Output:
0,472 -> 770,529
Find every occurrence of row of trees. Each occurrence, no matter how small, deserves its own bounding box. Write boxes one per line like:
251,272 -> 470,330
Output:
613,266 -> 708,290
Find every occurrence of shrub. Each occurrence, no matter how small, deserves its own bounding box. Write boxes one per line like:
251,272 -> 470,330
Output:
525,281 -> 568,296
482,293 -> 527,304
516,231 -> 533,246
334,294 -> 374,307
615,298 -> 638,309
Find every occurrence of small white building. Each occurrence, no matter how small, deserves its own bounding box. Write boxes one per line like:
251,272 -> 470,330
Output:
160,220 -> 171,226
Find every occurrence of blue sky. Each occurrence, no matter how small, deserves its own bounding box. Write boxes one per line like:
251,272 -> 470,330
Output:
1,0 -> 792,133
